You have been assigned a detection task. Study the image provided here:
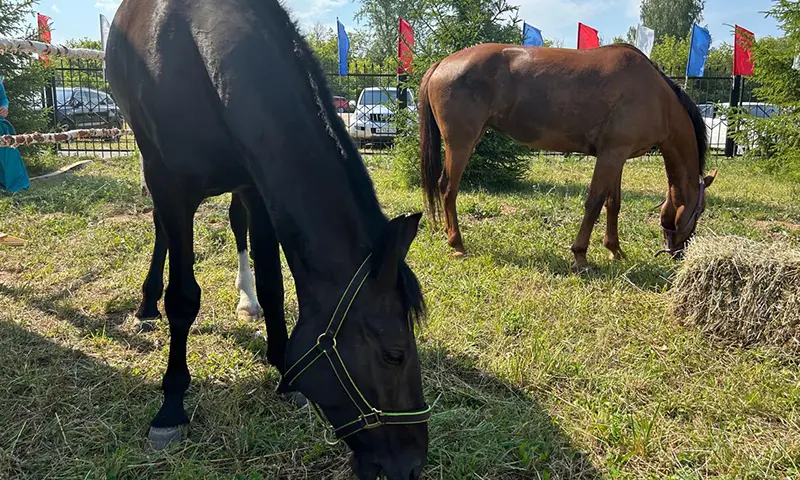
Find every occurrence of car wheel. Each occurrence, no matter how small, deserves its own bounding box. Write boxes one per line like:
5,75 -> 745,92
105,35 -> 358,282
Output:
337,107 -> 344,113
58,119 -> 74,132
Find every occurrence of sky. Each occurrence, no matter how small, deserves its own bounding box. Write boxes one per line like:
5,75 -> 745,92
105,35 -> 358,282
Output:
37,0 -> 783,49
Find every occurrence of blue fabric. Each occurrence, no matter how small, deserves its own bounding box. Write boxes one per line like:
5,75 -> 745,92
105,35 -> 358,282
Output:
0,77 -> 8,109
686,24 -> 711,77
523,23 -> 543,47
0,118 -> 30,192
337,19 -> 349,76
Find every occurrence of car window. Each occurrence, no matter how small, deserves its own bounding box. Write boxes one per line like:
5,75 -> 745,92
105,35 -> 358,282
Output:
75,89 -> 103,107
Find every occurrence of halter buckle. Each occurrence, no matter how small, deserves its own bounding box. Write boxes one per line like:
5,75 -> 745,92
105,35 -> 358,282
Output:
362,409 -> 383,429
315,332 -> 336,353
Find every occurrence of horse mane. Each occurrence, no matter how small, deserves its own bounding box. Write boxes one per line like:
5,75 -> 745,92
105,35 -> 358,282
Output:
613,43 -> 708,175
269,5 -> 426,325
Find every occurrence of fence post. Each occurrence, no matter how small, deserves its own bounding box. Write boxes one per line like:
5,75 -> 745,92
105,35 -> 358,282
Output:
397,73 -> 408,111
725,75 -> 743,157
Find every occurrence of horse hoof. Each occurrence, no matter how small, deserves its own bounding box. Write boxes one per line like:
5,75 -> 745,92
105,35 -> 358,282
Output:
131,314 -> 160,333
236,306 -> 263,322
571,262 -> 590,274
148,424 -> 188,450
280,390 -> 308,408
451,250 -> 468,258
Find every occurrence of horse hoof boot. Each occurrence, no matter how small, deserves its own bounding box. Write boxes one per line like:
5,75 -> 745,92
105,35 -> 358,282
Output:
148,424 -> 188,450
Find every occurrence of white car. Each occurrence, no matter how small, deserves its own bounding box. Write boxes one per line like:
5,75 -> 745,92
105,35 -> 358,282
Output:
700,101 -> 779,152
348,87 -> 416,144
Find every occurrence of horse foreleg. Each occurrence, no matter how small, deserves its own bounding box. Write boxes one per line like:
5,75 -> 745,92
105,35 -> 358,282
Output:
571,154 -> 625,273
603,169 -> 626,261
229,192 -> 261,320
441,144 -> 470,256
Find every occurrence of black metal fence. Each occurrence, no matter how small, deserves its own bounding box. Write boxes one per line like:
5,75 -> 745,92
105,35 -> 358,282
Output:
44,60 -> 135,157
37,58 -> 773,160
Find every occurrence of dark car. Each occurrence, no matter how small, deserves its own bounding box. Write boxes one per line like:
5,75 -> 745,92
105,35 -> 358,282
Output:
50,87 -> 124,130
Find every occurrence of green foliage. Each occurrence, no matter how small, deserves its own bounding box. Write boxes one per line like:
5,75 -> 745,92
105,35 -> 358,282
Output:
640,0 -> 705,42
386,0 -> 530,188
650,35 -> 731,77
46,38 -> 106,91
732,5 -> 800,183
0,0 -> 51,156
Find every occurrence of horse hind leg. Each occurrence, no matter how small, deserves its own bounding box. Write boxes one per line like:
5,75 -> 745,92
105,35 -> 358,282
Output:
441,143 -> 474,257
571,151 -> 626,273
135,207 -> 167,329
603,169 -> 627,261
229,192 -> 262,321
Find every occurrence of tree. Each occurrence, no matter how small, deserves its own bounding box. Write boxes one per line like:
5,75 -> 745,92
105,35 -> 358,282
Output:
391,0 -> 530,187
733,0 -> 800,183
51,38 -> 106,90
0,0 -> 51,154
354,0 -> 418,61
640,0 -> 705,43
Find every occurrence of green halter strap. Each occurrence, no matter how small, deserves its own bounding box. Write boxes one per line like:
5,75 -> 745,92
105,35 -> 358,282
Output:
283,254 -> 431,441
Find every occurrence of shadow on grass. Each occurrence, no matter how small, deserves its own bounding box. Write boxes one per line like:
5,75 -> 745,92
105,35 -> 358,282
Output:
1,314 -> 603,479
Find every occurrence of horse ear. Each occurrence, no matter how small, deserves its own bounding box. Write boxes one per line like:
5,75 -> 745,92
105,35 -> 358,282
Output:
372,213 -> 422,290
703,169 -> 718,188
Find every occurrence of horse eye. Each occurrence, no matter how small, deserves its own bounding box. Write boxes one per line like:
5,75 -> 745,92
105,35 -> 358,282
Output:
383,350 -> 405,366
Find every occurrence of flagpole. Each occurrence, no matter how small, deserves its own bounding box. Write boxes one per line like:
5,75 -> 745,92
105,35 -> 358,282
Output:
684,24 -> 694,90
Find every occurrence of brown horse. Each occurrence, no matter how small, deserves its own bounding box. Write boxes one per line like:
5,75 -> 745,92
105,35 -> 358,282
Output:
420,43 -> 717,272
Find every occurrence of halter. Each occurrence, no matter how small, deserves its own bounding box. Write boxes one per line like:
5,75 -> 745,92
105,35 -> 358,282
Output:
656,177 -> 706,256
282,254 -> 432,443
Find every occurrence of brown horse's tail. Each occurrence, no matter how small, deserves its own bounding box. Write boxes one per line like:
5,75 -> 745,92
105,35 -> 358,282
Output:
420,61 -> 443,225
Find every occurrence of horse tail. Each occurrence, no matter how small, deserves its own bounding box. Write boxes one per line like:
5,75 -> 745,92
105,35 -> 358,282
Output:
420,61 -> 443,224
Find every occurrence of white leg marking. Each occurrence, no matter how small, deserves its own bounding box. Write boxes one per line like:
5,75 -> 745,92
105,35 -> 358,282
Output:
235,250 -> 262,319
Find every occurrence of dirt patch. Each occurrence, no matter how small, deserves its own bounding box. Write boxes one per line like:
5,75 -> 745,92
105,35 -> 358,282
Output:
500,204 -> 519,215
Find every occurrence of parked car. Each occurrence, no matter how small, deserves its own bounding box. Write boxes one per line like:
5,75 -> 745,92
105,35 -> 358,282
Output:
700,101 -> 779,152
38,87 -> 124,131
332,96 -> 349,113
348,87 -> 416,144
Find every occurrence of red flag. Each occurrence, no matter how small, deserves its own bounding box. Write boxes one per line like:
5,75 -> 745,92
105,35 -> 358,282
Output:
577,22 -> 599,50
398,18 -> 414,74
37,13 -> 51,65
734,25 -> 755,76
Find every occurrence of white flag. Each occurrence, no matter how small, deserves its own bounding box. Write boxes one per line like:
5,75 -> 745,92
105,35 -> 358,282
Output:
793,54 -> 800,71
635,24 -> 655,58
100,14 -> 111,52
100,14 -> 111,80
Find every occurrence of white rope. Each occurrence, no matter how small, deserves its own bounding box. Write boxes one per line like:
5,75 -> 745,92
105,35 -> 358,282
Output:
0,128 -> 130,148
0,36 -> 105,61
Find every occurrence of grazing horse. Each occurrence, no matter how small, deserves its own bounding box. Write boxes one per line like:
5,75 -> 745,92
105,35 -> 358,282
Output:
107,0 -> 430,478
419,43 -> 717,272
135,193 -> 263,325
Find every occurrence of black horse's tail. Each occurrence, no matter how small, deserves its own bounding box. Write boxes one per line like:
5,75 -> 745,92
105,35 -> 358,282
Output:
419,61 -> 443,225
622,44 -> 708,174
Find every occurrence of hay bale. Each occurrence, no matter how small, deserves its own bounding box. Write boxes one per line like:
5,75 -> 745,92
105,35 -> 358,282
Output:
672,235 -> 800,356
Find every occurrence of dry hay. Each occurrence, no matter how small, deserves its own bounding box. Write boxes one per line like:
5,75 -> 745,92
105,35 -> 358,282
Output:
671,235 -> 800,356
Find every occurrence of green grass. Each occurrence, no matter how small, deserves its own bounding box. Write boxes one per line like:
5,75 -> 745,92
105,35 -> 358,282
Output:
1,153 -> 799,479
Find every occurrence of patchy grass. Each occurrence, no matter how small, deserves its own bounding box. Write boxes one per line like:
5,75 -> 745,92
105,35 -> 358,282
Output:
1,153 -> 799,479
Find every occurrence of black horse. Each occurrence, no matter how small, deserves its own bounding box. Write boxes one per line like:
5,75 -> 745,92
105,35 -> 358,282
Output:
106,1 -> 430,478
135,193 -> 264,325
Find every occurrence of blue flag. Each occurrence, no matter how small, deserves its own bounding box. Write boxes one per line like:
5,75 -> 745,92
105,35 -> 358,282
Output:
523,23 -> 543,47
686,24 -> 711,77
337,19 -> 349,76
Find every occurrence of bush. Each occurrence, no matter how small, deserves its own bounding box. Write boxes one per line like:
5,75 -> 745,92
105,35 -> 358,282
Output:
392,109 -> 529,188
732,2 -> 800,183
386,0 -> 531,189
